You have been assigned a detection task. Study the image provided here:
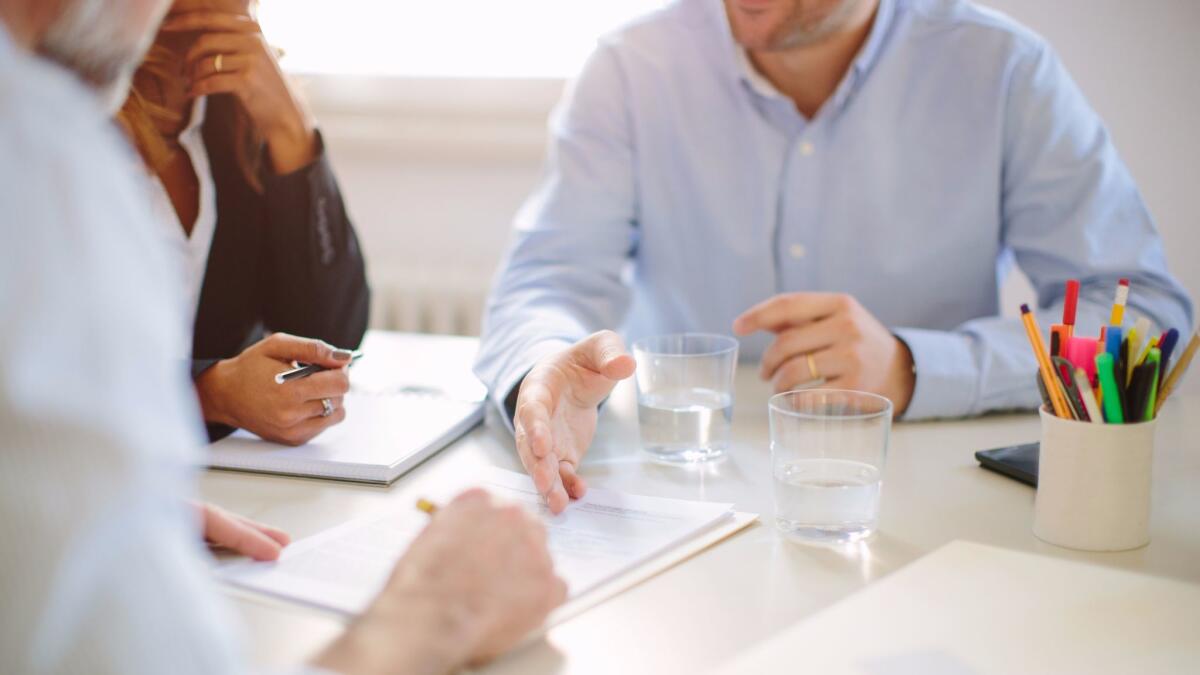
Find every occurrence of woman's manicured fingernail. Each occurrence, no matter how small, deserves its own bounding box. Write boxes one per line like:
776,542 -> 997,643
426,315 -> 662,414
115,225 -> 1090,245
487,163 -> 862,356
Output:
332,349 -> 354,361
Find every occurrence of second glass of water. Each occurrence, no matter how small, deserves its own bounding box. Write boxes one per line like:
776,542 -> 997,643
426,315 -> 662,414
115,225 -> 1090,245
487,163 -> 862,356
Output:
633,333 -> 739,464
769,389 -> 892,545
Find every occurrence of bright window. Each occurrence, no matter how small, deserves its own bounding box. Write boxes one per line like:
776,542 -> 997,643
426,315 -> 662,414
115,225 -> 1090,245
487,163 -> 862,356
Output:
256,0 -> 668,79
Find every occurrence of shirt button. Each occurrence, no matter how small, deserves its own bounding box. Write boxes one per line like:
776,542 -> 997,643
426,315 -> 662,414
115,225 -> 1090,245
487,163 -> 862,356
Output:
789,243 -> 807,259
799,141 -> 815,156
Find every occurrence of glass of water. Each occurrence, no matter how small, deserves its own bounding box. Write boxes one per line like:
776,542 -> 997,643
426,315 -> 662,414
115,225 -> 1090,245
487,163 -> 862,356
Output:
769,389 -> 892,545
633,333 -> 739,464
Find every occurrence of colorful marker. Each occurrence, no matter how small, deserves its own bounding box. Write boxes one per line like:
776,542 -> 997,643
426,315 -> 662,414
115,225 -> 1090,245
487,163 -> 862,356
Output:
1127,317 -> 1151,383
1158,328 -> 1180,377
1105,326 -> 1123,360
1096,352 -> 1124,424
1142,348 -> 1161,421
1050,326 -> 1068,357
1063,336 -> 1099,383
1062,279 -> 1080,337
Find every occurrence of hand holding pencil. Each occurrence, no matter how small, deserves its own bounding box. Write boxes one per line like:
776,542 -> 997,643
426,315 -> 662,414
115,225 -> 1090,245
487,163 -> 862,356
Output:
318,489 -> 566,673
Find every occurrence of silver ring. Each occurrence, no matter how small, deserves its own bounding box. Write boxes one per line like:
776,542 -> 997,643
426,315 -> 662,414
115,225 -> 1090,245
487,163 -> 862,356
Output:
320,398 -> 334,417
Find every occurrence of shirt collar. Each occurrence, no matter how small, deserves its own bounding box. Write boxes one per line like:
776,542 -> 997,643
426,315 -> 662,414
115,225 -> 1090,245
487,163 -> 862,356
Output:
180,95 -> 208,143
713,0 -> 897,111
733,45 -> 785,100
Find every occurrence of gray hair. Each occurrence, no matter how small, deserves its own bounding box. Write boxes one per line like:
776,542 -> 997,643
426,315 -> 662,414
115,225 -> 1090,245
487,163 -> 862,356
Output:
39,0 -> 170,112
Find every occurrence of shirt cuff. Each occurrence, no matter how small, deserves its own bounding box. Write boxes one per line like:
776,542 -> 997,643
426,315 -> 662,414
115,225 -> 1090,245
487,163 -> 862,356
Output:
262,129 -> 329,188
893,327 -> 980,421
190,358 -> 220,381
492,339 -> 574,434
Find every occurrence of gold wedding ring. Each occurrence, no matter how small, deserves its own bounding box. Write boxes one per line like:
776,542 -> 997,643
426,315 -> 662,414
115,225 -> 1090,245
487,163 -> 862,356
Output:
214,53 -> 224,73
806,353 -> 820,382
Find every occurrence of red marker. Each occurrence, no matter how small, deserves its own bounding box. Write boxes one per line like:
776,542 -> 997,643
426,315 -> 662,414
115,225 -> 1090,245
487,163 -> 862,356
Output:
1062,279 -> 1080,338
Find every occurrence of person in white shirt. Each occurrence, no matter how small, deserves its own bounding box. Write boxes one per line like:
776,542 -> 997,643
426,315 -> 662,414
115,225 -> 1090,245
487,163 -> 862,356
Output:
0,1 -> 565,673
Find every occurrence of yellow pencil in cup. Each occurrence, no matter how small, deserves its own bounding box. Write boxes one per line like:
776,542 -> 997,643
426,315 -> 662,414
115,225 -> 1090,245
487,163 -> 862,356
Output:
415,498 -> 439,515
1155,331 -> 1199,416
1108,278 -> 1130,326
1020,304 -> 1071,418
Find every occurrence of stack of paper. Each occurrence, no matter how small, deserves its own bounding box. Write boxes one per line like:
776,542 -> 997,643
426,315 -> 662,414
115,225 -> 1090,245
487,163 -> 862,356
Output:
714,540 -> 1200,674
218,467 -> 756,618
206,332 -> 487,484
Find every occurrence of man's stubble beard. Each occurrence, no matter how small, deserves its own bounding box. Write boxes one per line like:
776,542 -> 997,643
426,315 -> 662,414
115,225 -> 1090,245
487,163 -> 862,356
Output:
38,0 -> 168,113
763,0 -> 869,51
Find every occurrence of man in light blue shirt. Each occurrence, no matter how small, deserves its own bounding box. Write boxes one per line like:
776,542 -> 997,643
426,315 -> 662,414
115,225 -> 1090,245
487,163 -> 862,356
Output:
475,0 -> 1193,512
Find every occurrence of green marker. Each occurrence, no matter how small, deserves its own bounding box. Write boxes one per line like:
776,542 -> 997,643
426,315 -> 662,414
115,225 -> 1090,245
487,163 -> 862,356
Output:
1096,352 -> 1124,424
1143,348 -> 1161,421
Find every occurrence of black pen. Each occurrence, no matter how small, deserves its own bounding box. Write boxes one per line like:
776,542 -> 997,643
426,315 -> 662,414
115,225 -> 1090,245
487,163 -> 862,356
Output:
274,350 -> 363,384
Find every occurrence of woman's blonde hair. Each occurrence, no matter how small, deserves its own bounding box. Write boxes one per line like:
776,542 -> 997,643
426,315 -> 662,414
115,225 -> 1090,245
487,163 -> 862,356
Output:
116,42 -> 264,193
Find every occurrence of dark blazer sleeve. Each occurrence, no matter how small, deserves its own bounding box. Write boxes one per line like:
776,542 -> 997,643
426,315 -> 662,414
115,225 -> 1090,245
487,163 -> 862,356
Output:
257,131 -> 370,349
191,358 -> 220,379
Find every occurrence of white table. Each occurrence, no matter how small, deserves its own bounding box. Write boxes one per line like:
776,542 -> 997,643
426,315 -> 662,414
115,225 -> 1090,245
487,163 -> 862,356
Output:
201,365 -> 1200,674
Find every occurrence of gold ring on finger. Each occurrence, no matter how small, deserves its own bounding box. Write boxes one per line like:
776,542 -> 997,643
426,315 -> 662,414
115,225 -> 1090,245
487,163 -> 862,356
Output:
806,353 -> 820,381
214,53 -> 224,73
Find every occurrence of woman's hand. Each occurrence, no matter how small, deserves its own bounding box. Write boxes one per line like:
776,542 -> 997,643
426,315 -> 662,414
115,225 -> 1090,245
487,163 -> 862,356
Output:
196,333 -> 354,446
159,4 -> 318,174
198,501 -> 290,561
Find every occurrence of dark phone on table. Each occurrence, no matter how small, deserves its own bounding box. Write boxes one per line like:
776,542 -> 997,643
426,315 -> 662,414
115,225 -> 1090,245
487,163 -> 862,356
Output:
975,442 -> 1039,487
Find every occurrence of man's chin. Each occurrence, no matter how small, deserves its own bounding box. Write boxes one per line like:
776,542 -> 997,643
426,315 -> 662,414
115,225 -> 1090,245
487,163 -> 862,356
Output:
729,13 -> 822,51
729,18 -> 785,51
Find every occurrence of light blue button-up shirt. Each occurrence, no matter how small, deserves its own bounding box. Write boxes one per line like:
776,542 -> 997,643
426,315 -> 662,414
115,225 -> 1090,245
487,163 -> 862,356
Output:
475,0 -> 1193,420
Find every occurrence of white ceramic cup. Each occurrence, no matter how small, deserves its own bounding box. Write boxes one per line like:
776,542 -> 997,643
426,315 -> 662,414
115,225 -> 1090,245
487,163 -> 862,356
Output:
1033,407 -> 1156,552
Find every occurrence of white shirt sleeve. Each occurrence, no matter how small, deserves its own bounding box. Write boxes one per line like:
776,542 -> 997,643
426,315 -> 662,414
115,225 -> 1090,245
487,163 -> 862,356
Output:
0,42 -> 265,675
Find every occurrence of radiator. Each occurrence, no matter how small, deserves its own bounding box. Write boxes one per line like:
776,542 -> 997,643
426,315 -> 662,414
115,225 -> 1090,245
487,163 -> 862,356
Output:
368,271 -> 489,336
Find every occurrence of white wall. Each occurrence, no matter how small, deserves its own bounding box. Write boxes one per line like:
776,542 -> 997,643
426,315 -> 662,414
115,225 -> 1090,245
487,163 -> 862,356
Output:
303,0 -> 1198,392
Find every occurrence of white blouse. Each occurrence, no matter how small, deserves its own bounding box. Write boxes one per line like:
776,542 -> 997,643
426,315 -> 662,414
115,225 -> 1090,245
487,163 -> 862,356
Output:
145,96 -> 217,357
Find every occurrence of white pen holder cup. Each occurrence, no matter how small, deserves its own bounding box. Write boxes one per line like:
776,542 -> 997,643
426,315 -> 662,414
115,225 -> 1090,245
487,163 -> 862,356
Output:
1033,408 -> 1156,552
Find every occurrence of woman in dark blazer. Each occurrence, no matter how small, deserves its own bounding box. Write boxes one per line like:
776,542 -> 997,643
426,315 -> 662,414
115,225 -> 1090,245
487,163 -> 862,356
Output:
118,0 -> 368,445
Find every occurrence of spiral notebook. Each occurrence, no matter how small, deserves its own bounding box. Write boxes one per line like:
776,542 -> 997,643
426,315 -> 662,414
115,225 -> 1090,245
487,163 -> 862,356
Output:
205,332 -> 487,484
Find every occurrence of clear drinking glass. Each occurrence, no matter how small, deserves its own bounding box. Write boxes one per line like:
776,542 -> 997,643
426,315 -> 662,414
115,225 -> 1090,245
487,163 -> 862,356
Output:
633,333 -> 739,464
768,389 -> 893,545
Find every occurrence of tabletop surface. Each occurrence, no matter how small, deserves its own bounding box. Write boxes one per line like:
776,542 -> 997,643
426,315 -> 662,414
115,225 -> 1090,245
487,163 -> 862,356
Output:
200,358 -> 1200,674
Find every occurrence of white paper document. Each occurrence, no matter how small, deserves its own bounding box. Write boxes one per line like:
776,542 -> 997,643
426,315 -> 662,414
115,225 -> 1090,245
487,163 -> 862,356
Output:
714,540 -> 1200,675
218,468 -> 748,616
